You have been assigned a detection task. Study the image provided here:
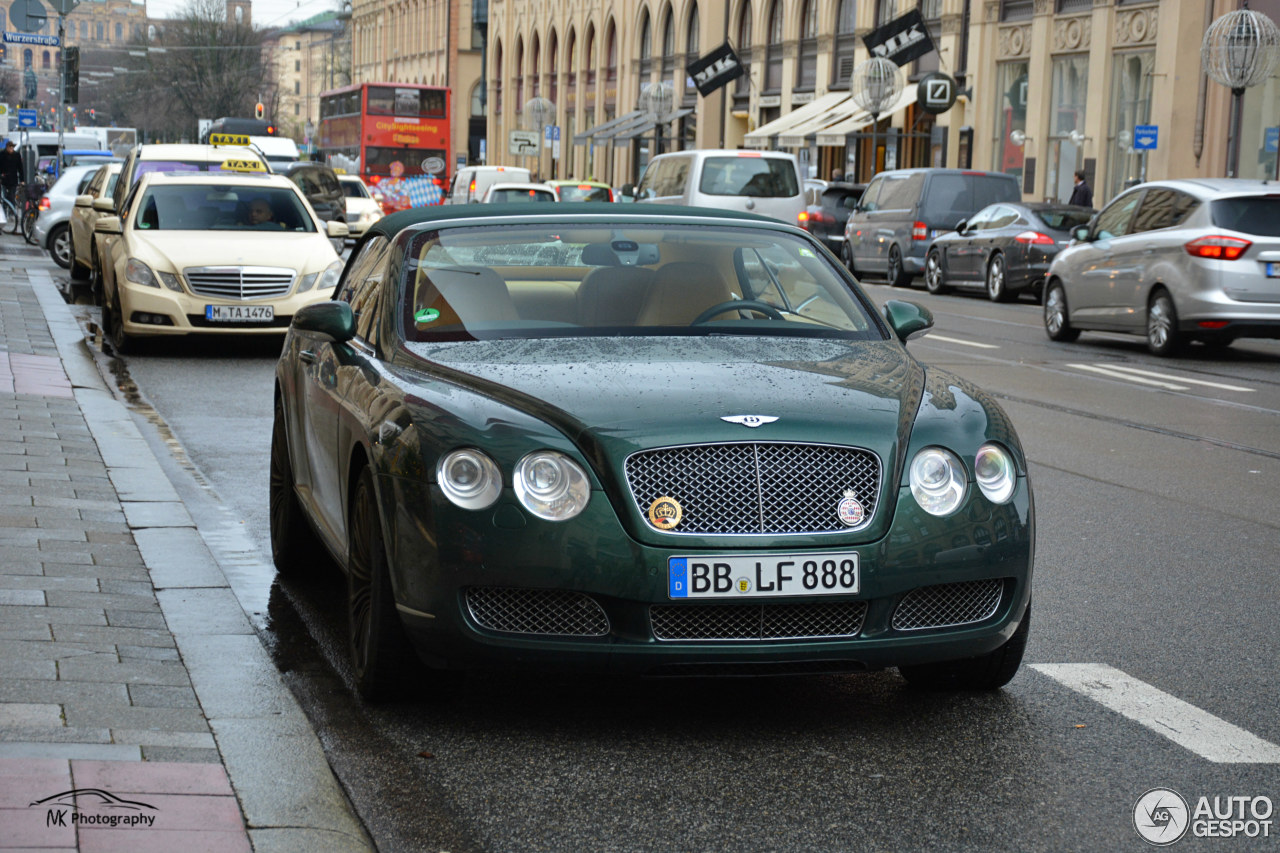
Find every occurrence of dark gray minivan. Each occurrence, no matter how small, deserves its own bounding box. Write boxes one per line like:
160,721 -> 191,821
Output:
843,168 -> 1021,287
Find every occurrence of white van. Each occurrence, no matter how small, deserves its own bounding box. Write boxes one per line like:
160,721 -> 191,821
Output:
445,165 -> 532,204
631,149 -> 806,226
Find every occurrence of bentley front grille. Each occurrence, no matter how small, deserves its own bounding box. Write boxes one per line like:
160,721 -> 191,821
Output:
625,442 -> 881,535
650,601 -> 868,641
465,587 -> 610,637
891,580 -> 1004,631
184,266 -> 296,300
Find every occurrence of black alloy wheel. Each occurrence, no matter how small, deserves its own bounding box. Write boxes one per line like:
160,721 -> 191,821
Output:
887,245 -> 911,288
924,249 -> 950,295
986,253 -> 1011,302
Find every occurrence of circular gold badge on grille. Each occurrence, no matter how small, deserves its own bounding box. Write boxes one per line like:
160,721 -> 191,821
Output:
648,497 -> 683,530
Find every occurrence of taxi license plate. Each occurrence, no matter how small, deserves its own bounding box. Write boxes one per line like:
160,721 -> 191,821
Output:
668,553 -> 859,599
1267,263 -> 1280,278
206,305 -> 274,322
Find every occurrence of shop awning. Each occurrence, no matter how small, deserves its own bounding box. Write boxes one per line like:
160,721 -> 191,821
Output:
572,110 -> 645,145
612,108 -> 695,143
742,92 -> 851,149
776,97 -> 866,147
814,87 -> 918,147
591,111 -> 654,143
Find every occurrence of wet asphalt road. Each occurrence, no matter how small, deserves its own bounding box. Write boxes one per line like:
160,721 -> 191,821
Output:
53,264 -> 1280,852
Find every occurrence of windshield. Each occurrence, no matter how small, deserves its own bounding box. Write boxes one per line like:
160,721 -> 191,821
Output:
556,184 -> 613,202
1211,197 -> 1280,237
487,189 -> 556,203
1036,208 -> 1094,231
697,157 -> 799,198
402,223 -> 881,343
341,180 -> 370,199
133,185 -> 316,232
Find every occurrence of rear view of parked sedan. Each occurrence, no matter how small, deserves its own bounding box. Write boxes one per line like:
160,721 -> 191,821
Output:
924,202 -> 1093,302
481,182 -> 558,203
802,181 -> 865,257
1044,179 -> 1280,356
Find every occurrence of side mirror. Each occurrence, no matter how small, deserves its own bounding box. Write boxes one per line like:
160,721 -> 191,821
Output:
883,299 -> 934,344
93,216 -> 122,235
93,198 -> 115,213
326,220 -> 349,238
1072,225 -> 1091,242
292,300 -> 355,342
620,183 -> 637,198
74,193 -> 93,208
955,219 -> 968,233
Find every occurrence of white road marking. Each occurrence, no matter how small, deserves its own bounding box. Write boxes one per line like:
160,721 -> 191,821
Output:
1097,363 -> 1255,393
926,334 -> 1001,349
1032,663 -> 1280,764
1067,363 -> 1189,390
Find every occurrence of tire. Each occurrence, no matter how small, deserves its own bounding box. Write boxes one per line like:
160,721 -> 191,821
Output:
899,604 -> 1030,691
986,252 -> 1011,302
89,247 -> 104,305
348,466 -> 417,701
107,289 -> 135,355
5,199 -> 20,235
887,245 -> 911,288
269,399 -> 328,578
48,224 -> 72,269
1043,279 -> 1080,342
924,249 -> 950,295
1146,290 -> 1182,357
841,240 -> 858,276
23,210 -> 38,244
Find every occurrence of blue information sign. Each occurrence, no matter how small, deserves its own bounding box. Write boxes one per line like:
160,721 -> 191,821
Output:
16,108 -> 37,128
1134,125 -> 1158,151
1266,127 -> 1279,154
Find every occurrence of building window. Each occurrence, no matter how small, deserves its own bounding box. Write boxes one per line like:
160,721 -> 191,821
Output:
494,40 -> 503,117
294,103 -> 300,115
1046,54 -> 1090,203
1106,51 -> 1154,201
913,1 -> 941,78
831,0 -> 857,88
661,6 -> 675,80
1057,0 -> 1090,12
549,29 -> 558,103
992,60 -> 1029,179
471,80 -> 486,116
876,0 -> 896,27
42,50 -> 50,68
515,37 -> 524,110
735,2 -> 752,101
764,0 -> 782,92
295,60 -> 301,72
797,0 -> 818,90
639,9 -> 652,86
294,81 -> 301,94
1001,0 -> 1033,22
96,22 -> 103,40
683,2 -> 699,108
116,23 -> 122,40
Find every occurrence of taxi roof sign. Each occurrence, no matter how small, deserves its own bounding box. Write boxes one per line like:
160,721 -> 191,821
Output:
209,133 -> 252,147
222,158 -> 267,173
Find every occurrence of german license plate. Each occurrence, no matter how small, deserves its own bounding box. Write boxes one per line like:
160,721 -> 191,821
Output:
206,304 -> 274,322
1267,263 -> 1280,278
668,553 -> 859,599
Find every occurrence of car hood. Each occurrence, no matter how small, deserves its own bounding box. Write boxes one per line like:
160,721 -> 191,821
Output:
401,335 -> 924,471
132,230 -> 333,272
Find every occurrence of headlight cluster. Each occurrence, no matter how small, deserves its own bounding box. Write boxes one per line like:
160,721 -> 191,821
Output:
436,448 -> 590,521
124,260 -> 183,292
298,259 -> 344,294
908,443 -> 1018,516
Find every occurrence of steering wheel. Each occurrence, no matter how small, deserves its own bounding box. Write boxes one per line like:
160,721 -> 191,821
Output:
691,299 -> 786,325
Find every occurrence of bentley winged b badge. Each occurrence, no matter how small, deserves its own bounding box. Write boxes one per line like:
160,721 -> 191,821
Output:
720,415 -> 779,428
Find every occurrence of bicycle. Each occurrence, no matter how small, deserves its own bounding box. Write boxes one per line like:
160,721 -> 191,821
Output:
16,181 -> 45,244
1,185 -> 19,235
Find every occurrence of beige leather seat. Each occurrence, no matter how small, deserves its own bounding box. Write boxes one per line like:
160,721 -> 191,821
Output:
414,266 -> 519,331
635,261 -> 735,326
576,266 -> 655,327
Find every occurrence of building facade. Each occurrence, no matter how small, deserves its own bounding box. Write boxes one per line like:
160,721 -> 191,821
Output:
265,12 -> 351,147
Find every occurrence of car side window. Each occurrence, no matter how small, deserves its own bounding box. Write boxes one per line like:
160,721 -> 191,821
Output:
1131,189 -> 1199,233
857,177 -> 883,212
1093,191 -> 1144,240
986,205 -> 1020,230
341,238 -> 392,347
874,174 -> 925,211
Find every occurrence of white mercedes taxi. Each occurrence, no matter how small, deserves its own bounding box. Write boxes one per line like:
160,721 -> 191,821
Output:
95,167 -> 348,353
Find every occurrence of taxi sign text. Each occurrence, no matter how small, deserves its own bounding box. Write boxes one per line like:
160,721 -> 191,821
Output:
209,133 -> 252,147
222,159 -> 266,172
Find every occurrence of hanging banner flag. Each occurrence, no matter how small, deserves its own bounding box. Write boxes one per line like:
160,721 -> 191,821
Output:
687,42 -> 745,97
863,9 -> 936,67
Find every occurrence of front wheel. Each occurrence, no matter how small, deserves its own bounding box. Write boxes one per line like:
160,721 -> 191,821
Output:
986,253 -> 1011,302
22,209 -> 38,244
269,399 -> 329,578
1146,290 -> 1182,357
841,240 -> 858,276
48,224 -> 72,269
924,249 -> 950,295
107,290 -> 135,355
1043,280 -> 1080,342
898,605 -> 1030,690
887,246 -> 911,288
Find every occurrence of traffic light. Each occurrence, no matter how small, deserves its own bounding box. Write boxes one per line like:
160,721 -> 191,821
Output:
64,46 -> 79,104
255,102 -> 264,120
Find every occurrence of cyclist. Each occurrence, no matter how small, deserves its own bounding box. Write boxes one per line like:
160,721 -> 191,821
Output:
0,140 -> 22,213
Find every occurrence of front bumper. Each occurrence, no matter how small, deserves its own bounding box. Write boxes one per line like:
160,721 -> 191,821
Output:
117,282 -> 330,337
382,477 -> 1034,676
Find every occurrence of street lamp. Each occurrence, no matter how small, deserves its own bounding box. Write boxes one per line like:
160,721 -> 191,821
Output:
1202,6 -> 1280,178
850,57 -> 902,177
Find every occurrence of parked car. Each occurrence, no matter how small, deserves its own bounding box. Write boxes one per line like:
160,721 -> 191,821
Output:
480,182 -> 557,203
70,162 -> 123,295
544,180 -> 615,202
803,182 -> 866,257
843,168 -> 1022,287
31,164 -> 104,271
270,202 -> 1033,701
445,165 -> 532,204
924,202 -> 1094,302
1044,178 -> 1280,355
276,161 -> 347,251
631,149 -> 807,226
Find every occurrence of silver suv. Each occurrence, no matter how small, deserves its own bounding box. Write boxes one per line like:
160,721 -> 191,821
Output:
1044,179 -> 1280,356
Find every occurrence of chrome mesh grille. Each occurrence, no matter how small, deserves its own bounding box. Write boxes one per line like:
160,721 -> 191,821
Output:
651,601 -> 868,641
625,442 -> 880,535
465,587 -> 610,637
184,266 -> 296,299
892,580 -> 1004,631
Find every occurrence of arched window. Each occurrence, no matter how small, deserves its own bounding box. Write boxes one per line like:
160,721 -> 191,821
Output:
42,50 -> 50,68
605,21 -> 617,107
531,31 -> 541,98
831,0 -> 857,88
683,2 -> 700,107
661,6 -> 675,79
23,48 -> 32,68
116,22 -> 123,40
96,22 -> 103,40
470,81 -> 485,116
567,28 -> 577,97
585,24 -> 596,91
797,0 -> 818,90
638,8 -> 652,85
549,29 -> 558,102
765,0 -> 783,91
80,20 -> 88,39
494,39 -> 504,116
734,2 -> 752,99
515,37 -> 524,113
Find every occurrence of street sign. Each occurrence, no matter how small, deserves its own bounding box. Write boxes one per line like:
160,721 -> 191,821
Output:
6,0 -> 50,35
544,125 -> 560,149
17,108 -> 37,128
2,31 -> 59,46
509,129 -> 539,156
917,72 -> 957,115
1134,125 -> 1158,151
1266,127 -> 1279,154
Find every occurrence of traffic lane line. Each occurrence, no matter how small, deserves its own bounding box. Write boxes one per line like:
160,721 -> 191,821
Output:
1032,663 -> 1280,764
1096,363 -> 1255,393
921,334 -> 1001,349
1067,362 -> 1191,390
1066,363 -> 1257,393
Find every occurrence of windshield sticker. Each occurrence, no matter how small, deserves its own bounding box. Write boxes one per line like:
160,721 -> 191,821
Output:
414,308 -> 441,324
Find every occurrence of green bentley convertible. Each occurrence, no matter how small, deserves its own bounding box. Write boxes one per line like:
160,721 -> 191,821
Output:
270,203 -> 1033,700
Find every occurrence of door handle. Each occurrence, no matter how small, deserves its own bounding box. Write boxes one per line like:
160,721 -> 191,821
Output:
299,350 -> 317,364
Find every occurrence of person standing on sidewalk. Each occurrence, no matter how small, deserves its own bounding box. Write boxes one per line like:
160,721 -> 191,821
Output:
0,139 -> 22,211
1068,169 -> 1093,208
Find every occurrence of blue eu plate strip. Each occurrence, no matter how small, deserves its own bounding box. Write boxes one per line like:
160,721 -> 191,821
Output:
668,558 -> 688,598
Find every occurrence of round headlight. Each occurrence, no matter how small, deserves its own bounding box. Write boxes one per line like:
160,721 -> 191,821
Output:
437,448 -> 502,510
514,451 -> 590,521
974,443 -> 1016,504
909,447 -> 967,516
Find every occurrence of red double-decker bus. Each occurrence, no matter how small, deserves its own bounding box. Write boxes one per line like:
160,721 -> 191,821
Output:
318,82 -> 451,210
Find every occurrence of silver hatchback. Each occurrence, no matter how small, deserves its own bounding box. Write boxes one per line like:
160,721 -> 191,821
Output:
1044,179 -> 1280,356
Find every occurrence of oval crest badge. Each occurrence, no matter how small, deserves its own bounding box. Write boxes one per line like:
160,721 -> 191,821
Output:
648,497 -> 683,530
837,490 -> 865,527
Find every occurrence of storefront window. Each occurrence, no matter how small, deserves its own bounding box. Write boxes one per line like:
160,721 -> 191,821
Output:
1105,51 -> 1153,204
1240,74 -> 1280,181
992,61 -> 1028,181
1046,54 -> 1089,204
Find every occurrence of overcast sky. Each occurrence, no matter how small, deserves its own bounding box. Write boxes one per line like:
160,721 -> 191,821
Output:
145,0 -> 341,29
